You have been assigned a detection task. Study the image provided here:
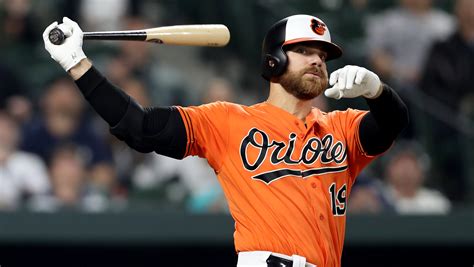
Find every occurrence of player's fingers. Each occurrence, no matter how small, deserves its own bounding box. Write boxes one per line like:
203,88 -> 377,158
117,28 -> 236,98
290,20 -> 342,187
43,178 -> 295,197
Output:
329,69 -> 340,86
345,66 -> 358,89
57,23 -> 73,38
324,87 -> 342,99
355,68 -> 367,85
337,66 -> 348,90
63,17 -> 82,32
42,21 -> 58,43
63,17 -> 77,27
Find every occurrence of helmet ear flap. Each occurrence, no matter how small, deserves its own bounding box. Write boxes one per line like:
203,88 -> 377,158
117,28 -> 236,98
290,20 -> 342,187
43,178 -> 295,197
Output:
262,54 -> 279,81
260,16 -> 289,81
261,48 -> 288,81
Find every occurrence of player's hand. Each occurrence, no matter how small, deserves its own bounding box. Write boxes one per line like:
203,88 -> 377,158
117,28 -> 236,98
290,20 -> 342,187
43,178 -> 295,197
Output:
324,65 -> 382,100
42,17 -> 87,72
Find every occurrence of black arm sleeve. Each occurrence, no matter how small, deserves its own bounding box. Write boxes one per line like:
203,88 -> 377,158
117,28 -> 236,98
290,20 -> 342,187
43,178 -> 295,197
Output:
75,66 -> 187,159
359,84 -> 409,156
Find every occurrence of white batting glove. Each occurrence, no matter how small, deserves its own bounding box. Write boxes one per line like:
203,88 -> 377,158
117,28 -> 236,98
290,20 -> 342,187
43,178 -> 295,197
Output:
324,65 -> 382,100
42,17 -> 87,72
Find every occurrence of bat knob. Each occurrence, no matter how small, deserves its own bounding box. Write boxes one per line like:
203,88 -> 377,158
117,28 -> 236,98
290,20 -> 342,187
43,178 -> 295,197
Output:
49,27 -> 65,45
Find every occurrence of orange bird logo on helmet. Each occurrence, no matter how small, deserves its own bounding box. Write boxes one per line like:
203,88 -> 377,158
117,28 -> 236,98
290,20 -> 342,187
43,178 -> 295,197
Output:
310,19 -> 326,35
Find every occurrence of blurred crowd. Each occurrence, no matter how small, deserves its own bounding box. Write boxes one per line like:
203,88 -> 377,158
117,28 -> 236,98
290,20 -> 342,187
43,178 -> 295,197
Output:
0,0 -> 472,215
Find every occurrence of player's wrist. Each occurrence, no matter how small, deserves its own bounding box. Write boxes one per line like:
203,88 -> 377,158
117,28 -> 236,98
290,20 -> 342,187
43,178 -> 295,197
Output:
68,58 -> 92,80
363,82 -> 383,99
361,70 -> 382,99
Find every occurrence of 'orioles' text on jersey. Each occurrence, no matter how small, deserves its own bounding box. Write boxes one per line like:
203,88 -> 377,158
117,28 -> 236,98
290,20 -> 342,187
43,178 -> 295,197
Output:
177,101 -> 376,267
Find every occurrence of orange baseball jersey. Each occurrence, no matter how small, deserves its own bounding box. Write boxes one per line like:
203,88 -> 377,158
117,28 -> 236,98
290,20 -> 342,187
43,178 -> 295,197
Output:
177,101 -> 376,267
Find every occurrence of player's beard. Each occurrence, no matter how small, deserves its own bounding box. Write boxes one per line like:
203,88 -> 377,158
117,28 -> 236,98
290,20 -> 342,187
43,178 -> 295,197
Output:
278,67 -> 328,100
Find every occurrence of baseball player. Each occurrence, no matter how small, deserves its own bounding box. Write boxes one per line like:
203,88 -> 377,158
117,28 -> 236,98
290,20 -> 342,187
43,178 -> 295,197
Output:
43,15 -> 408,267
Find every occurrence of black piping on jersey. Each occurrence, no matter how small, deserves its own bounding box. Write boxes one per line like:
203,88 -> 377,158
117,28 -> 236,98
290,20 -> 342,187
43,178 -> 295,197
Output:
181,108 -> 194,157
181,109 -> 191,156
185,110 -> 196,155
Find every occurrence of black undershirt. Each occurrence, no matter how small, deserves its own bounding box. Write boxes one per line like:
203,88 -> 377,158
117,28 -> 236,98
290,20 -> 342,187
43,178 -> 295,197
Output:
75,66 -> 408,157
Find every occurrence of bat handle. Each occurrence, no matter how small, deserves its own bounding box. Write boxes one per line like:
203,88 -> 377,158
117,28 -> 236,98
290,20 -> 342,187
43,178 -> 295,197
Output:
49,27 -> 66,45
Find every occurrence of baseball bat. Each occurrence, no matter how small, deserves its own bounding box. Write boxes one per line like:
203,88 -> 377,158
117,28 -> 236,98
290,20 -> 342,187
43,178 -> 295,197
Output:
48,24 -> 230,47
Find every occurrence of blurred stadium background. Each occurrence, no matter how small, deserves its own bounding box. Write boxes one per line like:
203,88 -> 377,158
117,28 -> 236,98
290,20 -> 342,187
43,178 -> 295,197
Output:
0,0 -> 473,266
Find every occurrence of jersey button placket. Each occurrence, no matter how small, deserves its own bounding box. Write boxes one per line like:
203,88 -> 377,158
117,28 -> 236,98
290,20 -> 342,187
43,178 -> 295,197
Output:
294,121 -> 306,139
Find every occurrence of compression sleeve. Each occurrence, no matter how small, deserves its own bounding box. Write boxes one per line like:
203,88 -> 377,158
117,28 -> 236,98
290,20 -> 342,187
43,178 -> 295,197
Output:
75,66 -> 129,126
359,84 -> 409,155
74,66 -> 187,158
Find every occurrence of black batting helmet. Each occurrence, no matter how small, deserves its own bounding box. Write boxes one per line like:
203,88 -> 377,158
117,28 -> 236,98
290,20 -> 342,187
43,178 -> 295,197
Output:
261,14 -> 343,81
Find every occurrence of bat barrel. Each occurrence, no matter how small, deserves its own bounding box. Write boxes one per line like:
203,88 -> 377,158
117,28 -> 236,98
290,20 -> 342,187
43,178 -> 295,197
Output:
146,25 -> 230,47
83,31 -> 147,41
